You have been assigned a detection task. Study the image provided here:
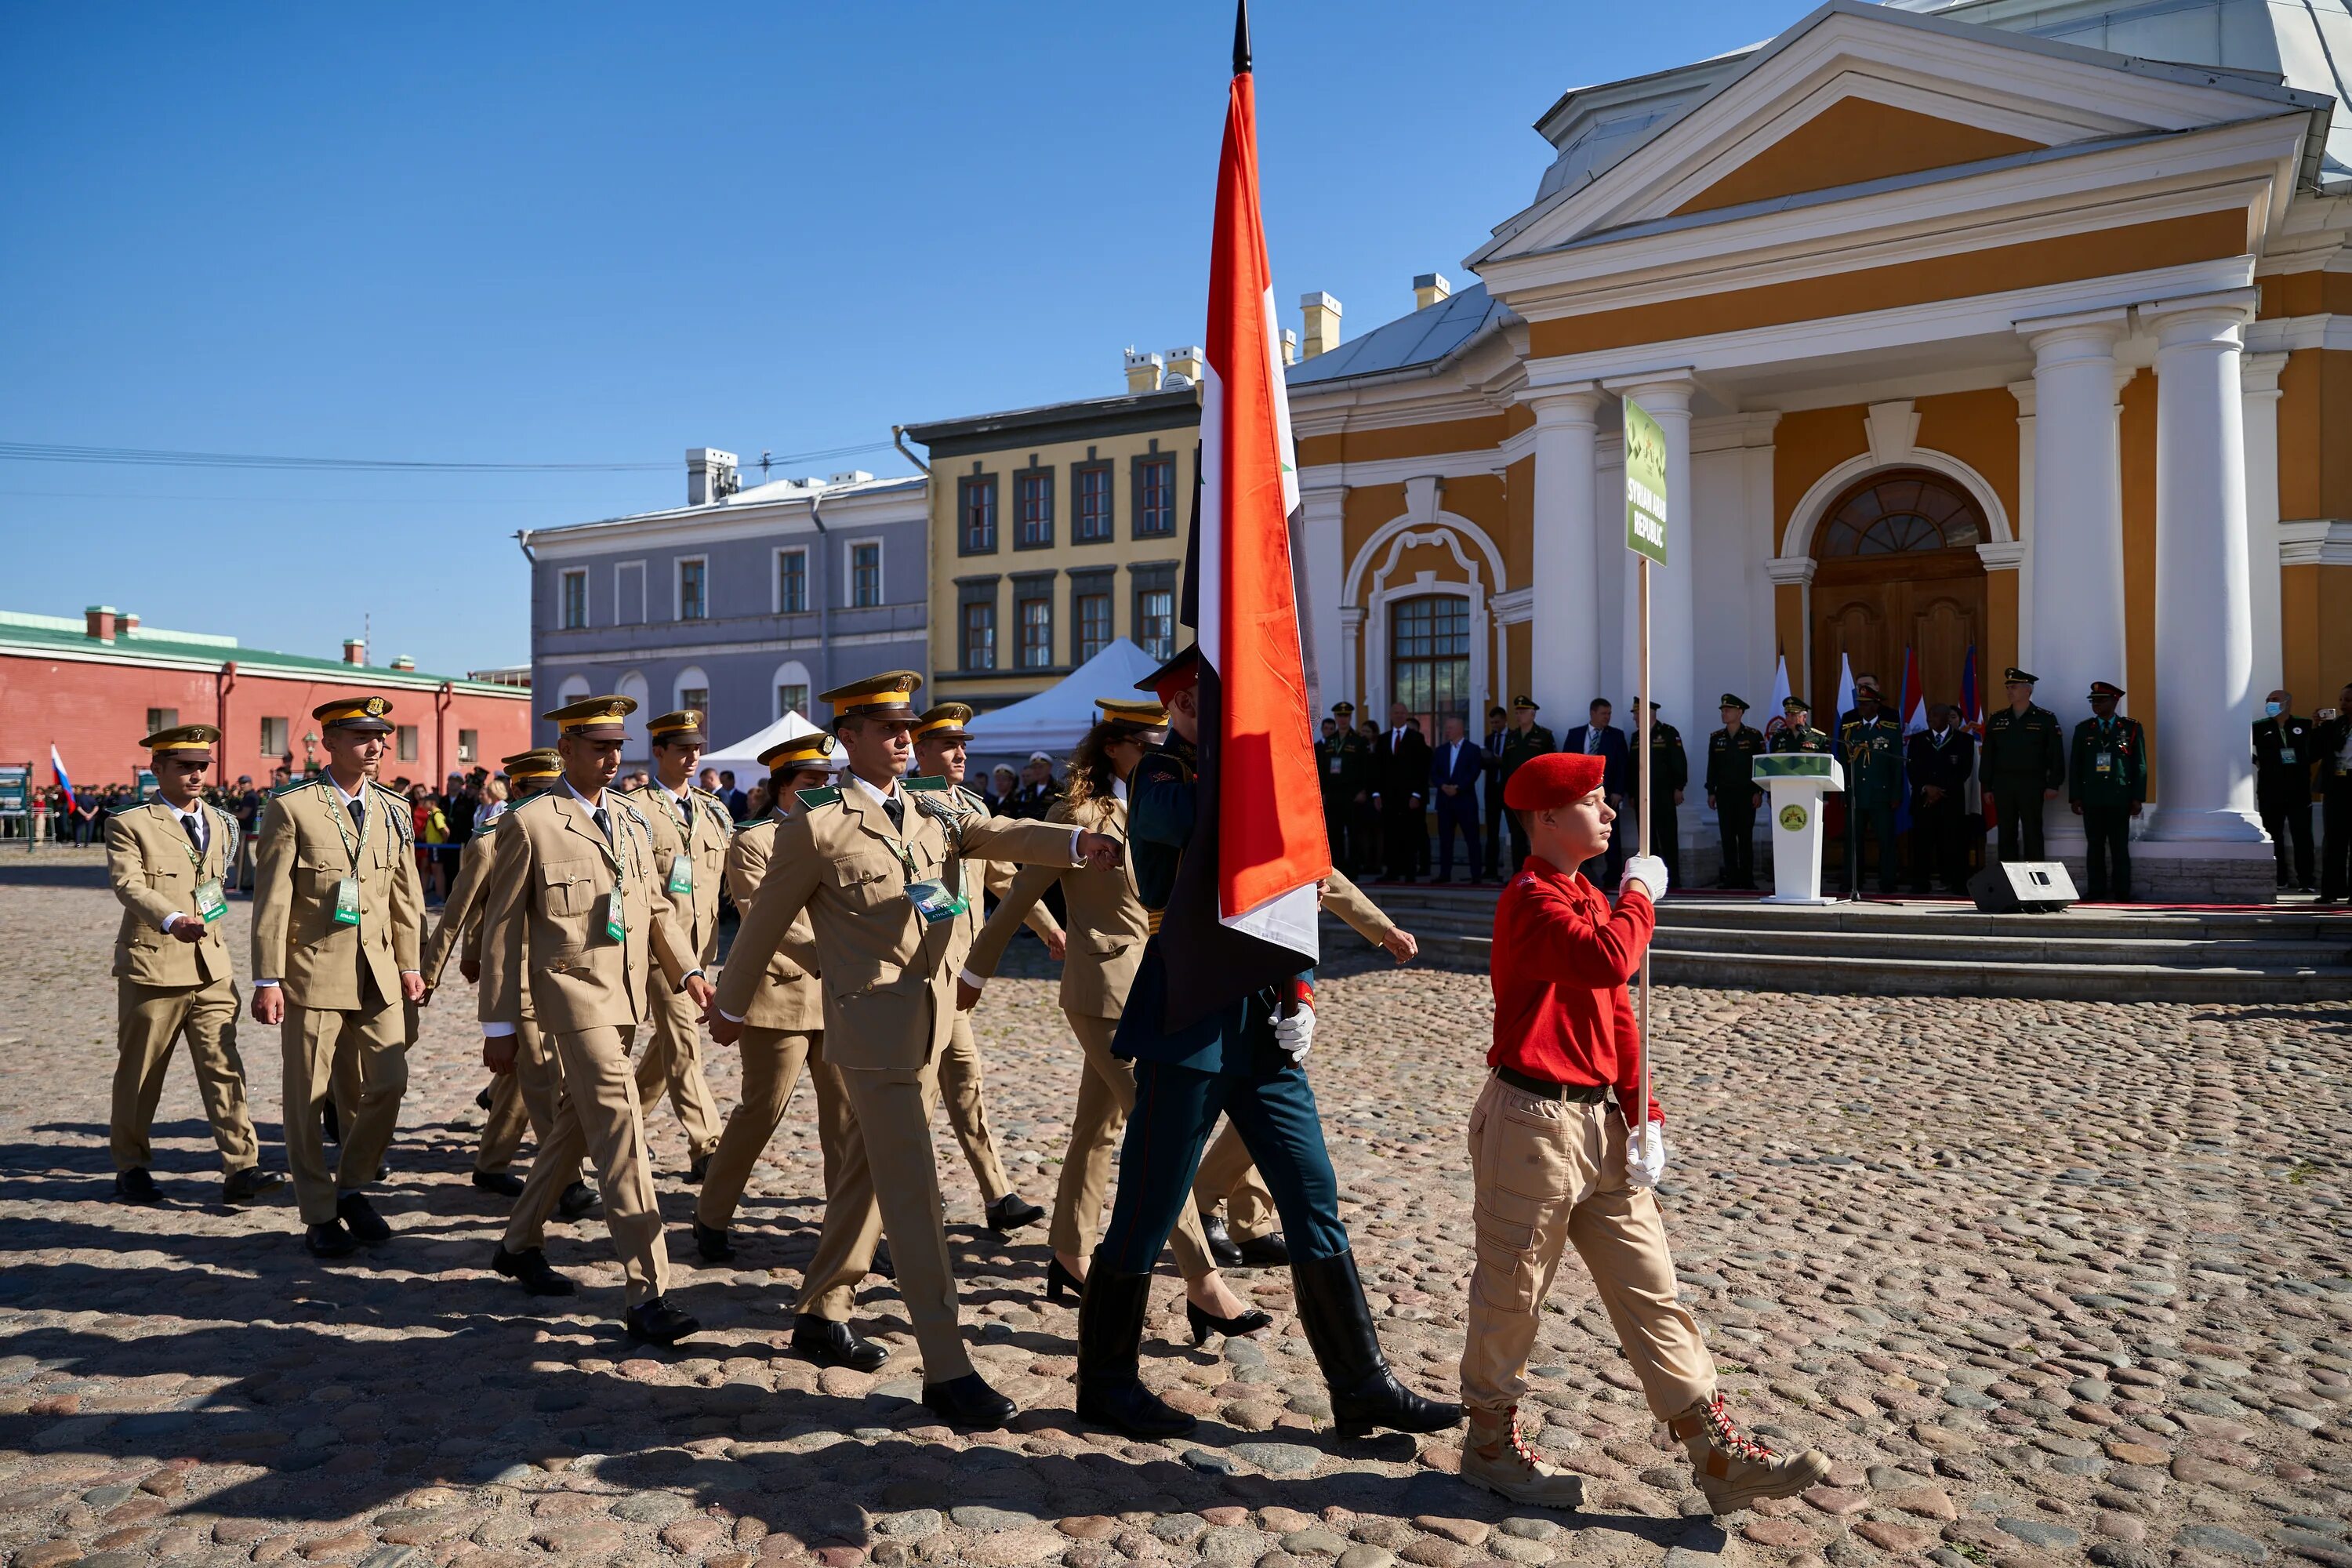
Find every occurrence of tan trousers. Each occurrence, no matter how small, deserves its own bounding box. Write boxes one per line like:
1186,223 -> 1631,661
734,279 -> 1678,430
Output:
935,1010 -> 1013,1203
476,1017 -> 569,1177
696,1028 -> 859,1232
1193,1121 -> 1279,1242
506,1025 -> 670,1308
113,976 -> 259,1174
1459,1075 -> 1715,1419
635,978 -> 723,1159
1054,1013 -> 1214,1277
281,991 -> 406,1225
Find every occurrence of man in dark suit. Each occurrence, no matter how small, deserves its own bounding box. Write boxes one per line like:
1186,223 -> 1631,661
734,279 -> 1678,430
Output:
1905,702 -> 1975,895
1427,715 -> 1485,884
1566,699 -> 1630,884
1479,706 -> 1508,879
1372,702 -> 1432,884
2253,689 -> 2318,892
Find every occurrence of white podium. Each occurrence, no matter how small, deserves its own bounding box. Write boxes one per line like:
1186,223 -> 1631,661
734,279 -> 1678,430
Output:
1753,753 -> 1845,904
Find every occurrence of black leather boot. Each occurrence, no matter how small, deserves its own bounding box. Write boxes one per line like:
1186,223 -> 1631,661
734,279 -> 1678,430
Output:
1292,1250 -> 1463,1439
1074,1254 -> 1196,1438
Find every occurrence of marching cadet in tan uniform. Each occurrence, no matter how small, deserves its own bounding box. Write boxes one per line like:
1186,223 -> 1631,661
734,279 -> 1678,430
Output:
479,695 -> 710,1344
911,702 -> 1050,1232
960,697 -> 1265,1340
251,696 -> 426,1257
689,731 -> 896,1370
1190,867 -> 1420,1267
626,711 -> 732,1181
106,724 -> 281,1205
711,671 -> 1122,1428
420,750 -> 592,1216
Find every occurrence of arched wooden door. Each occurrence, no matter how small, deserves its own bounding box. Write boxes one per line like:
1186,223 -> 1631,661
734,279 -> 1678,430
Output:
1810,469 -> 1988,716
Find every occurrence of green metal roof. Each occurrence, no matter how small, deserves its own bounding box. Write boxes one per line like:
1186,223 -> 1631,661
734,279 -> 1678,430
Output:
0,610 -> 527,699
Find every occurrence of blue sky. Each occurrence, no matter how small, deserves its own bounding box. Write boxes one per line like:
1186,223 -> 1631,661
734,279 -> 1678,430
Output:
2,1 -> 1778,676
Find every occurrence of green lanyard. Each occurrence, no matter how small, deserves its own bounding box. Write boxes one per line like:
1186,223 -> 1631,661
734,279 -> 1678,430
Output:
579,790 -> 633,941
170,805 -> 230,924
323,779 -> 372,872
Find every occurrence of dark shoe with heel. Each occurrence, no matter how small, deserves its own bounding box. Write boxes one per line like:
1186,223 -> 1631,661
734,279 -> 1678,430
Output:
557,1181 -> 600,1220
792,1313 -> 887,1372
1236,1231 -> 1291,1269
471,1170 -> 524,1198
693,1220 -> 735,1263
304,1219 -> 358,1258
986,1192 -> 1045,1232
221,1166 -> 283,1204
114,1168 -> 159,1203
1044,1255 -> 1083,1305
1074,1255 -> 1197,1438
491,1243 -> 577,1296
921,1372 -> 1016,1430
625,1297 -> 700,1345
1200,1211 -> 1244,1269
1293,1249 -> 1462,1438
336,1191 -> 391,1244
1186,1298 -> 1272,1346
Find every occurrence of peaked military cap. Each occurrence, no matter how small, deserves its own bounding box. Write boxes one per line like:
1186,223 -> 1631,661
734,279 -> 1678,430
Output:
1097,697 -> 1168,732
314,695 -> 394,733
760,731 -> 839,774
2004,667 -> 2038,685
1513,695 -> 1541,712
647,710 -> 706,746
1330,700 -> 1356,717
1782,695 -> 1811,713
915,702 -> 975,742
1136,644 -> 1200,702
544,695 -> 635,737
143,723 -> 220,753
2087,681 -> 2125,700
822,670 -> 923,722
1853,676 -> 1882,695
1719,693 -> 1749,710
501,747 -> 561,781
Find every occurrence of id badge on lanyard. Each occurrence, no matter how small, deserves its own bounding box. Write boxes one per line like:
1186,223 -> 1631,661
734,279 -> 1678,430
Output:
333,876 -> 362,926
667,852 -> 693,897
195,880 -> 228,924
605,891 -> 627,943
906,879 -> 967,925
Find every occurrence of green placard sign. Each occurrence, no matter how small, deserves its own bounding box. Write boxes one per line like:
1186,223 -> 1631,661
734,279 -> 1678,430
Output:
1624,397 -> 1668,564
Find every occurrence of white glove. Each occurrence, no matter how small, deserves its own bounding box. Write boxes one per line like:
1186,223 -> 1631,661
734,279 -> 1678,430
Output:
1626,1120 -> 1670,1189
1621,854 -> 1669,902
1273,1004 -> 1316,1065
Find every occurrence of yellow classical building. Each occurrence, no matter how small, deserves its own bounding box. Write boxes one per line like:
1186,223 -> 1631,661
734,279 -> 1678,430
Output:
1288,0 -> 2352,899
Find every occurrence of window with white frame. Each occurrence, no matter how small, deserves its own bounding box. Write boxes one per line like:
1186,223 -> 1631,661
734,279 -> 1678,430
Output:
560,568 -> 588,629
777,547 -> 808,613
395,724 -> 419,763
848,540 -> 882,608
773,659 -> 814,720
260,716 -> 290,756
677,557 -> 708,620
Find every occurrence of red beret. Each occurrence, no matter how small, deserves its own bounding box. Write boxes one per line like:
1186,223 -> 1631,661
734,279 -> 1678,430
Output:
1504,750 -> 1606,811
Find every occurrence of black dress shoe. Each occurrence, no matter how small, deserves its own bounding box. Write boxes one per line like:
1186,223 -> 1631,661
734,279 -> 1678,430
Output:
474,1084 -> 494,1112
305,1219 -> 358,1258
688,1152 -> 712,1184
986,1192 -> 1045,1232
625,1297 -> 701,1346
114,1167 -> 160,1203
920,1371 -> 1016,1430
792,1312 -> 888,1372
1236,1232 -> 1291,1269
557,1181 -> 600,1220
1044,1255 -> 1083,1305
336,1191 -> 392,1243
221,1166 -> 284,1204
491,1243 -> 577,1296
1186,1298 -> 1273,1346
471,1170 -> 525,1198
1200,1211 -> 1245,1269
692,1220 -> 735,1263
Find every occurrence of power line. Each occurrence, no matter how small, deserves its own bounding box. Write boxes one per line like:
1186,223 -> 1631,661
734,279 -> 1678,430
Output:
0,437 -> 900,474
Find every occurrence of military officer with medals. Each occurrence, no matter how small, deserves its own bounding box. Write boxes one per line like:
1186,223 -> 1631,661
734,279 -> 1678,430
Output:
251,695 -> 426,1256
1836,682 -> 1904,897
2069,681 -> 2147,902
420,749 -> 592,1218
1980,668 -> 2065,862
909,701 -> 1050,1233
1769,695 -> 1828,753
626,710 -> 734,1181
1624,699 -> 1689,889
107,724 -> 280,1205
479,695 -> 712,1345
1704,694 -> 1767,889
710,671 -> 1121,1428
1497,697 -> 1557,870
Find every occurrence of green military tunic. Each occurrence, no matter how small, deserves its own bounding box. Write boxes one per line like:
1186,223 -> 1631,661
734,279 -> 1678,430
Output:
2069,713 -> 2146,899
1705,724 -> 1767,887
1982,702 -> 2066,861
1836,713 -> 1904,894
1626,722 -> 1689,884
1769,724 -> 1830,754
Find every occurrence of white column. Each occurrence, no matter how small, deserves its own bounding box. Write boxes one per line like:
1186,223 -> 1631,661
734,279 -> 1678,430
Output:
2145,292 -> 2266,842
1613,376 -> 1698,730
1526,387 -> 1602,724
2240,350 -> 2288,699
2019,311 -> 2128,730
2007,379 -> 2038,666
1296,481 -> 1348,717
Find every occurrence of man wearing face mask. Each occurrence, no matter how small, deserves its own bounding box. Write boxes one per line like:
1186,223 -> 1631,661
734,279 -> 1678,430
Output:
2252,691 -> 2318,894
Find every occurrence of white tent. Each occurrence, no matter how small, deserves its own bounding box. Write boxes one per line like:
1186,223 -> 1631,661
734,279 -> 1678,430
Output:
701,710 -> 820,773
964,638 -> 1164,761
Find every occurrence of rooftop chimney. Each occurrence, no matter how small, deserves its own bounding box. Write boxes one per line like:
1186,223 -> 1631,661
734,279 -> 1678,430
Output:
687,448 -> 740,506
1123,348 -> 1163,394
828,470 -> 874,485
120,612 -> 140,636
390,655 -> 416,671
85,604 -> 117,643
1165,346 -> 1206,389
1414,271 -> 1452,310
343,637 -> 367,666
1280,328 -> 1298,366
1300,291 -> 1342,359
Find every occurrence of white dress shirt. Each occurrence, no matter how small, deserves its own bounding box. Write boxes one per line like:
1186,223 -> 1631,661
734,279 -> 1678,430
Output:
157,802 -> 210,934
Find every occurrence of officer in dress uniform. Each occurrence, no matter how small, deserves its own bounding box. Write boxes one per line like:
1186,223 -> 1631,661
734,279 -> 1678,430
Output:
251,695 -> 426,1257
1980,668 -> 2065,862
623,711 -> 735,1183
420,750 -> 591,1217
1704,695 -> 1767,889
107,724 -> 280,1205
1624,699 -> 1688,890
2252,691 -> 2319,892
1498,697 -> 1558,871
478,696 -> 712,1345
911,701 -> 1048,1233
2069,681 -> 2147,902
1769,696 -> 1828,754
1837,684 -> 1904,896
711,672 -> 1120,1428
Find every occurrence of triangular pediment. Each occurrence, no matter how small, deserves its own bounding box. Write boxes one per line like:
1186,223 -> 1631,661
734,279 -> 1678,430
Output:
1669,96 -> 2045,216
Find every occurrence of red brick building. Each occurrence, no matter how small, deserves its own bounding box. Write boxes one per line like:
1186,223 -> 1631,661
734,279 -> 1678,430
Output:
0,606 -> 532,789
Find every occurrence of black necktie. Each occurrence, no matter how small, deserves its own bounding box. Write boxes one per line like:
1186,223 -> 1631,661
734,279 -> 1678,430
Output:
182,812 -> 205,855
883,794 -> 905,833
593,806 -> 612,843
347,798 -> 363,834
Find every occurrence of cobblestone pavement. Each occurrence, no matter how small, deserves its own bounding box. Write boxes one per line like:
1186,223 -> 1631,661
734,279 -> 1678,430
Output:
3,850 -> 2349,1568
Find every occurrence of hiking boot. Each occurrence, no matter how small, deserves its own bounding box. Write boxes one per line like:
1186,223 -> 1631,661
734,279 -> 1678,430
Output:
1461,1406 -> 1585,1508
1669,1393 -> 1830,1515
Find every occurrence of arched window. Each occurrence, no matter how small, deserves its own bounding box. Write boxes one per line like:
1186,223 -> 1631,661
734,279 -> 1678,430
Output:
1814,469 -> 1985,557
1389,592 -> 1470,738
555,674 -> 592,708
673,665 -> 710,720
772,659 -> 814,720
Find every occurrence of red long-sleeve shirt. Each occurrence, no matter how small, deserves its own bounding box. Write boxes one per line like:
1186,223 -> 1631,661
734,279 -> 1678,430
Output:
1488,857 -> 1661,1120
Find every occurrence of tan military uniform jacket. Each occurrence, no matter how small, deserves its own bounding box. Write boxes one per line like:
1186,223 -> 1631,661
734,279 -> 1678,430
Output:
627,782 -> 731,965
107,800 -> 238,987
251,777 -> 423,1009
965,793 -> 1141,1019
720,813 -> 825,1033
945,782 -> 1060,963
477,788 -> 697,1034
714,775 -> 1082,1070
1320,869 -> 1397,946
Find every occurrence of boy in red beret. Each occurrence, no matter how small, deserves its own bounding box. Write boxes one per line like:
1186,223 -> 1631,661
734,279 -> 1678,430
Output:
1460,750 -> 1829,1512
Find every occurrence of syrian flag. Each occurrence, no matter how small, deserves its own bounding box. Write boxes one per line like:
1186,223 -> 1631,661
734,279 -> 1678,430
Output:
1157,1 -> 1328,1029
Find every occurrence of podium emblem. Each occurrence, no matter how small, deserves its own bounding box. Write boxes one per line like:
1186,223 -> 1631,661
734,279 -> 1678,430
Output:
1777,803 -> 1809,832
